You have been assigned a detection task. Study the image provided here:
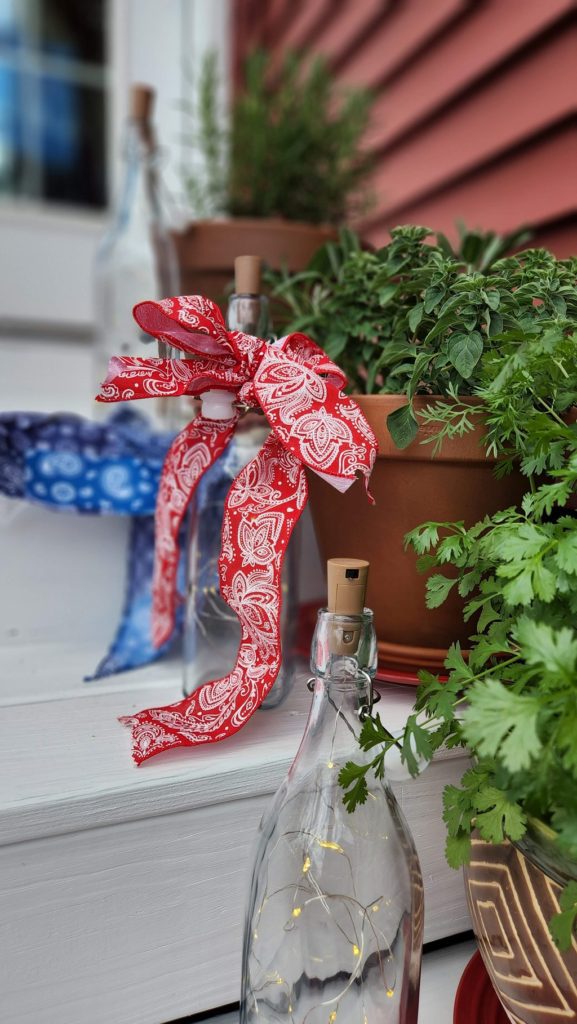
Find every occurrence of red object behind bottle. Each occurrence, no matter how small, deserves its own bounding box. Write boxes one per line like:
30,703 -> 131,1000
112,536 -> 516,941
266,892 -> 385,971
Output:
454,951 -> 509,1024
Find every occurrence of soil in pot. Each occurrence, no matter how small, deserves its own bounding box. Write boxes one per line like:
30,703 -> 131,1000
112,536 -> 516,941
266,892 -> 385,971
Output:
306,394 -> 527,678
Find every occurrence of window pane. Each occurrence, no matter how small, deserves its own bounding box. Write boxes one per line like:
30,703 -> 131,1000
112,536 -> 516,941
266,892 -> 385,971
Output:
0,0 -> 33,53
0,61 -> 40,197
41,75 -> 106,207
39,0 -> 105,65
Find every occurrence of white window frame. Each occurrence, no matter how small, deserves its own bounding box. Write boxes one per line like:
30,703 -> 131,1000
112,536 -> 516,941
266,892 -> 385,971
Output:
0,0 -> 230,332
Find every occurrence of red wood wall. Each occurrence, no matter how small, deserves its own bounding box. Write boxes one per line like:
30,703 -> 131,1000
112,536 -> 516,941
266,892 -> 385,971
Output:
233,0 -> 577,256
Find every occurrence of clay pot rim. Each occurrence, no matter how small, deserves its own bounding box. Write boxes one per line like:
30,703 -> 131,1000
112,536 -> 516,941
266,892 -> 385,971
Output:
174,215 -> 337,236
353,392 -> 496,464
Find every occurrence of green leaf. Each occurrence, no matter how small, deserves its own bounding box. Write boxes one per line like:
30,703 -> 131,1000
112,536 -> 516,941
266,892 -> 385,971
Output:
487,310 -> 504,336
443,782 -> 476,837
484,290 -> 501,310
387,404 -> 418,449
474,786 -> 526,843
435,535 -> 464,563
556,533 -> 577,574
338,761 -> 369,812
514,618 -> 577,683
378,283 -> 398,306
408,301 -> 424,333
401,714 -> 433,776
447,331 -> 483,378
425,574 -> 458,609
405,522 -> 440,554
549,881 -> 577,950
551,294 -> 567,317
424,285 -> 444,313
501,567 -> 535,606
358,712 -> 395,752
463,677 -> 541,772
446,831 -> 472,869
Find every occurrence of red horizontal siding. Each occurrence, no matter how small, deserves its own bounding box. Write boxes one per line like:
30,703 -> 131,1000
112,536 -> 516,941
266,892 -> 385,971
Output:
367,0 -> 574,149
338,0 -> 470,90
369,31 -> 577,216
365,124 -> 577,245
233,0 -> 577,257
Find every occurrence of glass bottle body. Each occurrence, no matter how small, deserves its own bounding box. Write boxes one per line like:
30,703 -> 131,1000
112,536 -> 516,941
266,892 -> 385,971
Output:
239,611 -> 423,1023
182,429 -> 299,709
93,119 -> 179,420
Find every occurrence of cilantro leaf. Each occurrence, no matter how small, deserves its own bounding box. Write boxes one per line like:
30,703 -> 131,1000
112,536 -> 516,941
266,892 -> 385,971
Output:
446,831 -> 472,869
514,617 -> 577,683
401,714 -> 433,776
338,762 -> 369,812
474,786 -> 526,843
463,678 -> 541,772
549,881 -> 577,951
425,574 -> 458,609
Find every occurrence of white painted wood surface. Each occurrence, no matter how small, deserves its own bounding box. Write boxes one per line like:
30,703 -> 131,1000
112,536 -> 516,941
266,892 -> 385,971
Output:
203,938 -> 478,1024
0,661 -> 471,1024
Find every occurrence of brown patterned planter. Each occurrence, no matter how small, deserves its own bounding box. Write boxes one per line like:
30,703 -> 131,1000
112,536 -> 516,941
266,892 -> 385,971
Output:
464,835 -> 577,1023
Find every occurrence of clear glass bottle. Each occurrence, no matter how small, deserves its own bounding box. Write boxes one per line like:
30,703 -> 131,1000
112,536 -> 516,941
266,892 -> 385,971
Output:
182,255 -> 297,709
93,84 -> 179,421
240,560 -> 424,1023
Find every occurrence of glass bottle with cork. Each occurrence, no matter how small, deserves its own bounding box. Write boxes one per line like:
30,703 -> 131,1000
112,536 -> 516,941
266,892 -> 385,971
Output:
239,558 -> 424,1023
183,254 -> 297,709
93,83 -> 179,420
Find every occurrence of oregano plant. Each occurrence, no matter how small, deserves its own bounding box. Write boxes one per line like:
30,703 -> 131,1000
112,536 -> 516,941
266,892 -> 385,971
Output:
271,225 -> 565,450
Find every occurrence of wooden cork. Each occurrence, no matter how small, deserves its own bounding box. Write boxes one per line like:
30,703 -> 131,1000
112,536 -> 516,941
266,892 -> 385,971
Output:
130,83 -> 155,124
327,558 -> 369,615
234,255 -> 262,295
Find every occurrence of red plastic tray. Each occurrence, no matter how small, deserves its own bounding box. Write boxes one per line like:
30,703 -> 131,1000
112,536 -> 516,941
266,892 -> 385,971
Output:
453,951 -> 509,1023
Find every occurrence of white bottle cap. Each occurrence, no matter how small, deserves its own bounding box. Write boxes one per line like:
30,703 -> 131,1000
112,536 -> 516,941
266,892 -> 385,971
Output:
200,389 -> 236,420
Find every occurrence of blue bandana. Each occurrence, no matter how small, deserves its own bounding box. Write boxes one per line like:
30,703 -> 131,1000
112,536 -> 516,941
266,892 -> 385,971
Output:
0,410 -> 183,679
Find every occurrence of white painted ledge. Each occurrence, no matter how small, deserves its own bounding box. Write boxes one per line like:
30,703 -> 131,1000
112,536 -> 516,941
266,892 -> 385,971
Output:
0,648 -> 471,1024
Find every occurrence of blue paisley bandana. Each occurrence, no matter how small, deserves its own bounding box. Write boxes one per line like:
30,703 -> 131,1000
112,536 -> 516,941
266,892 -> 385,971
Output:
0,409 -> 184,679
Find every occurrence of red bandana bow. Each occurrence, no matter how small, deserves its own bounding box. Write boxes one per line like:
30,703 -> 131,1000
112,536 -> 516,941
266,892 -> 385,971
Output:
97,295 -> 377,763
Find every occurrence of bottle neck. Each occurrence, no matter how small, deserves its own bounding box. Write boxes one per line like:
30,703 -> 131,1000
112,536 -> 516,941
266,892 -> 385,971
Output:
291,671 -> 373,782
116,118 -> 163,227
227,292 -> 270,337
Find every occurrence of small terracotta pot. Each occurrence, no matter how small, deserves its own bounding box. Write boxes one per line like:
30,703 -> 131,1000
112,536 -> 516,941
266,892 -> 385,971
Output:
464,835 -> 577,1023
172,217 -> 336,307
306,394 -> 526,677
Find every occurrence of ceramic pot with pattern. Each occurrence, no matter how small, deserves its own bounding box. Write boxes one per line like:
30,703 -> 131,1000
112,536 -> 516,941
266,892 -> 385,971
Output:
464,830 -> 577,1024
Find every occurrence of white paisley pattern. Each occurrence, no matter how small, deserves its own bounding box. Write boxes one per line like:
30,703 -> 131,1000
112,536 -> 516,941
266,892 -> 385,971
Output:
99,293 -> 377,763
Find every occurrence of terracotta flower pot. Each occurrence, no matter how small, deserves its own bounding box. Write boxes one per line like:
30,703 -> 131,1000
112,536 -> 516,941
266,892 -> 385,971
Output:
464,834 -> 577,1023
172,217 -> 336,308
306,394 -> 526,678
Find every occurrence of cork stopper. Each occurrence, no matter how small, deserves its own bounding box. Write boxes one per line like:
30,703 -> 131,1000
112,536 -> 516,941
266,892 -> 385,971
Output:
235,255 -> 262,295
327,558 -> 369,616
130,83 -> 155,123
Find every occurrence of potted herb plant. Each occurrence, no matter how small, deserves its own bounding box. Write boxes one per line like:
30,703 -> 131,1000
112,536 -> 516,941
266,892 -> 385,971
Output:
339,283 -> 577,1018
175,50 -> 373,304
272,224 -> 534,676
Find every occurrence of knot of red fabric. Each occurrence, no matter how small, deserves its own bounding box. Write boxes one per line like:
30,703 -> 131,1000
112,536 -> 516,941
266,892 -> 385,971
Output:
97,295 -> 377,764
